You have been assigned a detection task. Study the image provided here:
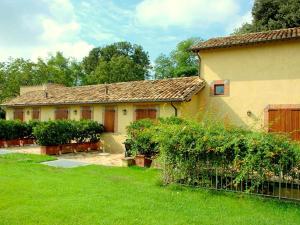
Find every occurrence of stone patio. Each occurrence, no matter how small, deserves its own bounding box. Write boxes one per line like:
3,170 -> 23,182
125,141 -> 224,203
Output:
1,146 -> 124,167
41,159 -> 91,168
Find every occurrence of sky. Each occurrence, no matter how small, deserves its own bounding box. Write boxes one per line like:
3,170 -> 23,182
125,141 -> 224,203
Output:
0,0 -> 254,62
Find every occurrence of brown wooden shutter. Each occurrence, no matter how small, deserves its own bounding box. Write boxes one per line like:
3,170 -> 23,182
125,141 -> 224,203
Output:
32,108 -> 40,120
81,106 -> 92,120
55,108 -> 69,120
268,109 -> 300,141
104,109 -> 115,132
13,108 -> 24,121
136,108 -> 157,120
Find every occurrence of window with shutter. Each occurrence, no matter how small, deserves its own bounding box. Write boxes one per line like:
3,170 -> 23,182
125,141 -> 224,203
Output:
55,108 -> 69,120
32,108 -> 41,120
81,106 -> 93,120
13,108 -> 24,121
104,109 -> 115,132
136,108 -> 157,120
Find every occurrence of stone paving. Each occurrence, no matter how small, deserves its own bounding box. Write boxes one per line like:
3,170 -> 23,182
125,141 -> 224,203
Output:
0,149 -> 15,155
41,159 -> 91,168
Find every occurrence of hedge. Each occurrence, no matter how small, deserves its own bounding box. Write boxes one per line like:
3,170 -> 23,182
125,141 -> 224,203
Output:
0,120 -> 38,140
33,120 -> 104,146
126,117 -> 300,187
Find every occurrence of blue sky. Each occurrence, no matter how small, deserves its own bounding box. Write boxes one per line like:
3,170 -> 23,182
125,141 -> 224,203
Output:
0,0 -> 253,62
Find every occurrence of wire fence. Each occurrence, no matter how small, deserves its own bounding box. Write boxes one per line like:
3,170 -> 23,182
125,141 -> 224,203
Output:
190,163 -> 300,201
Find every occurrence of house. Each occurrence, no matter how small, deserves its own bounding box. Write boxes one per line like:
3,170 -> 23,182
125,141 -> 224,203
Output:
3,26 -> 300,151
191,26 -> 300,140
1,77 -> 205,152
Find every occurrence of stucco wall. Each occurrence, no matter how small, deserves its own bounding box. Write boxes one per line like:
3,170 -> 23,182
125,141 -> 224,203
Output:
5,102 -> 189,153
198,40 -> 300,129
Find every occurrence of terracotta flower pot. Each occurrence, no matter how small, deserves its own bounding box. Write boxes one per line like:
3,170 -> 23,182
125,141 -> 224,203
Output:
0,140 -> 6,148
135,155 -> 152,168
21,138 -> 35,146
61,143 -> 77,154
6,139 -> 21,147
89,142 -> 99,151
41,146 -> 61,155
77,142 -> 90,152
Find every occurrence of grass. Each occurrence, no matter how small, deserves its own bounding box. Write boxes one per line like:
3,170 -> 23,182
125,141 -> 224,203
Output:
0,154 -> 300,225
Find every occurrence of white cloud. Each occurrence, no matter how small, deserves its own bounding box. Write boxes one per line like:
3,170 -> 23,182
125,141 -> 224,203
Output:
135,0 -> 240,28
0,0 -> 93,61
226,9 -> 253,34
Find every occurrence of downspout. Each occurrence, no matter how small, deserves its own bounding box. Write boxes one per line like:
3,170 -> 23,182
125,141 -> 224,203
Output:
170,101 -> 178,117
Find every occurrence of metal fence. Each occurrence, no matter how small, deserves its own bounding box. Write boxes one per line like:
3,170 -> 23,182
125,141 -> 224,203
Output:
187,164 -> 300,201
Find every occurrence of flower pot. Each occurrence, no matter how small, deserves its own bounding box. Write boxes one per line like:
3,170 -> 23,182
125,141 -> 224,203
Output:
41,146 -> 61,155
77,142 -> 90,152
122,157 -> 135,167
61,143 -> 77,154
135,155 -> 152,168
6,139 -> 21,147
21,138 -> 35,146
89,142 -> 99,151
0,140 -> 6,148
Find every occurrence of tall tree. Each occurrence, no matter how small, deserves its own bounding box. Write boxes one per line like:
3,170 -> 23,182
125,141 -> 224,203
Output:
82,42 -> 150,84
154,38 -> 201,79
234,0 -> 300,34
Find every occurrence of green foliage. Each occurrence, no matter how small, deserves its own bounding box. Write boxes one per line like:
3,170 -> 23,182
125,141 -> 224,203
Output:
154,38 -> 201,79
0,52 -> 84,103
0,120 -> 31,140
82,42 -> 150,84
33,120 -> 104,146
127,117 -> 300,188
234,0 -> 300,34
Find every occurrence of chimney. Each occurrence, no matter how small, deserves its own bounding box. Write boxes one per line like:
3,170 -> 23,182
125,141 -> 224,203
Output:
105,84 -> 108,95
45,91 -> 48,98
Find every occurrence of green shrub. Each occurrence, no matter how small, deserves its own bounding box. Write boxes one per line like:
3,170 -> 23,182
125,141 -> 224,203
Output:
33,120 -> 104,146
126,117 -> 300,188
0,120 -> 34,140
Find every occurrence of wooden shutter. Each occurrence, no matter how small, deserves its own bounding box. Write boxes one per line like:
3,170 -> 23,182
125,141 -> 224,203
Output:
136,108 -> 157,120
104,109 -> 115,132
81,106 -> 92,120
13,108 -> 24,121
55,108 -> 69,120
32,108 -> 40,120
268,109 -> 300,141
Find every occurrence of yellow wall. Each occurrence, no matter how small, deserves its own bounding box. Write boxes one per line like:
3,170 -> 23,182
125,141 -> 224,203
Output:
5,101 -> 197,153
198,40 -> 300,129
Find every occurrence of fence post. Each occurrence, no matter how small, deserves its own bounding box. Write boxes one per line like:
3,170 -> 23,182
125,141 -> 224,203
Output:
279,170 -> 283,200
215,167 -> 218,190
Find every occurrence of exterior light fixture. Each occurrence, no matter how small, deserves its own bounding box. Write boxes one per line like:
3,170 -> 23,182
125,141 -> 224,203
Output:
247,110 -> 252,117
122,109 -> 127,115
27,110 -> 30,115
74,109 -> 78,115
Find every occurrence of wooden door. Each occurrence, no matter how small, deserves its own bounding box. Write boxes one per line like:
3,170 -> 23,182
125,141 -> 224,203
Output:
268,109 -> 300,141
104,109 -> 115,132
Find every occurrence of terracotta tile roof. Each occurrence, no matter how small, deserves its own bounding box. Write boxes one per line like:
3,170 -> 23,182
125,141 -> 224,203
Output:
191,27 -> 300,51
2,76 -> 205,107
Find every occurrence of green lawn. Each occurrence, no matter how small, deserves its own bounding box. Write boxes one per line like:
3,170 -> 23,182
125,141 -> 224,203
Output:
0,154 -> 300,225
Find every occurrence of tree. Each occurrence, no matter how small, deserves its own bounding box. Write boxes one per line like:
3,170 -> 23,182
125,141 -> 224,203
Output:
154,38 -> 201,79
82,42 -> 150,84
0,52 -> 85,103
234,0 -> 300,34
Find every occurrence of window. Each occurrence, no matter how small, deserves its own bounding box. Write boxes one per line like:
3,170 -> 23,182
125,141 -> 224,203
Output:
55,108 -> 69,120
13,108 -> 24,121
136,108 -> 157,120
104,109 -> 115,132
32,108 -> 41,120
81,106 -> 93,120
214,84 -> 225,95
210,80 -> 230,96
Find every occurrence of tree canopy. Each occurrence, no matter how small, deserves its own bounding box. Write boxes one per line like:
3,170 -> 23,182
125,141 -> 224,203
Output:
0,52 -> 83,103
234,0 -> 300,34
154,38 -> 201,79
82,42 -> 150,84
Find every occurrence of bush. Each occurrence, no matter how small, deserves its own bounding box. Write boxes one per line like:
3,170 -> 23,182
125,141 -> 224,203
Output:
126,117 -> 300,187
33,120 -> 104,146
0,120 -> 33,140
